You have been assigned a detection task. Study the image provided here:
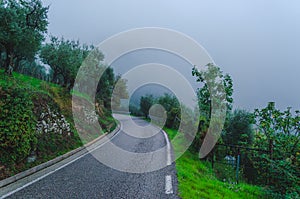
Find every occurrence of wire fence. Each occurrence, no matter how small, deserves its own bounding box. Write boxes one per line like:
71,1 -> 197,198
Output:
209,144 -> 272,185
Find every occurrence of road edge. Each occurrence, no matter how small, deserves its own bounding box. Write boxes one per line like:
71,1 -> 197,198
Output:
0,123 -> 121,189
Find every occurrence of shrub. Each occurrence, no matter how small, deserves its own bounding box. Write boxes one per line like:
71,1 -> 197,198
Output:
0,87 -> 37,167
222,109 -> 254,147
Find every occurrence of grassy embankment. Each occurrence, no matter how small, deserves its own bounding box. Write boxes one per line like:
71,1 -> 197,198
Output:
0,70 -> 116,179
164,128 -> 267,199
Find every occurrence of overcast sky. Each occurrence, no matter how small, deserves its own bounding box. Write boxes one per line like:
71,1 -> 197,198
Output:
41,0 -> 300,111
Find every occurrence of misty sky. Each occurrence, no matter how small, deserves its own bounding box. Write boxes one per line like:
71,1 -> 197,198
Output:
42,0 -> 300,111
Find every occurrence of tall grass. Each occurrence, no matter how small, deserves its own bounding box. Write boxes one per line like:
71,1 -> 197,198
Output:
164,128 -> 266,199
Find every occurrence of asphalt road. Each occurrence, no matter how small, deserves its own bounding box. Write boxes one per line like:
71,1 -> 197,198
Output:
3,114 -> 179,199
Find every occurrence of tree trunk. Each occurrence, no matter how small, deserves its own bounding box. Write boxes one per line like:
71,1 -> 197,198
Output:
4,47 -> 14,76
52,70 -> 58,84
4,53 -> 10,71
4,45 -> 14,74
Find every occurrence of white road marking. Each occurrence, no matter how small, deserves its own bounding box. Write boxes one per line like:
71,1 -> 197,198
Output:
165,175 -> 173,194
1,118 -> 173,198
162,130 -> 172,166
1,130 -> 122,199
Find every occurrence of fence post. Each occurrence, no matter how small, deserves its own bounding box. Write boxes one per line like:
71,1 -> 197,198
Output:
236,148 -> 240,184
212,147 -> 215,169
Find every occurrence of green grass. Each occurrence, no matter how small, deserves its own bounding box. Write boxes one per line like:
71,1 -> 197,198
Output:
0,69 -> 59,91
165,128 -> 178,139
0,70 -> 117,179
71,89 -> 93,103
164,128 -> 267,199
0,69 -> 75,119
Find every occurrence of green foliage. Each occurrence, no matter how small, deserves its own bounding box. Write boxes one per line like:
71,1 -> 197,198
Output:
253,102 -> 300,196
192,63 -> 233,120
214,162 -> 245,184
72,49 -> 124,111
0,72 -> 83,177
138,93 -> 182,129
140,94 -> 154,118
192,63 -> 233,152
129,104 -> 143,116
0,71 -> 117,179
32,93 -> 81,160
164,128 -> 266,199
74,47 -> 105,95
0,0 -> 48,72
101,67 -> 128,110
157,93 -> 180,128
0,69 -> 59,94
0,86 -> 37,167
40,36 -> 91,89
96,115 -> 116,141
96,67 -> 115,108
16,60 -> 49,81
222,109 -> 254,147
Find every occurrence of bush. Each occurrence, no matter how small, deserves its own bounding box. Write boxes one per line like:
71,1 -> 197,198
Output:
222,109 -> 254,147
0,87 -> 37,167
129,105 -> 143,116
157,94 -> 181,129
253,102 -> 300,195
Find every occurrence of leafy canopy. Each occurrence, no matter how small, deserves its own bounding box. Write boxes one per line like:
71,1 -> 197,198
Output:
0,0 -> 48,71
40,36 -> 91,89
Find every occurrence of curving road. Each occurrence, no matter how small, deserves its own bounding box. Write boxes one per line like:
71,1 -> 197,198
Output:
1,114 -> 179,199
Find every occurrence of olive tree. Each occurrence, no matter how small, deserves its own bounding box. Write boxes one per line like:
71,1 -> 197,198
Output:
0,0 -> 48,74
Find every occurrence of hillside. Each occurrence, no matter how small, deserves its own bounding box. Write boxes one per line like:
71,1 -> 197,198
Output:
0,70 -> 116,180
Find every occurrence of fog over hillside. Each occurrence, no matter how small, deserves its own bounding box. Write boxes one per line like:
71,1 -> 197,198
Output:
111,49 -> 202,109
129,84 -> 174,108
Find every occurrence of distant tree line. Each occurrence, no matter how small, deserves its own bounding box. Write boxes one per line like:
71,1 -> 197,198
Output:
133,93 -> 181,129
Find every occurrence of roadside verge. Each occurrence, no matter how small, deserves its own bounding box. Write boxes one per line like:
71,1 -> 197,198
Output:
0,124 -> 120,190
